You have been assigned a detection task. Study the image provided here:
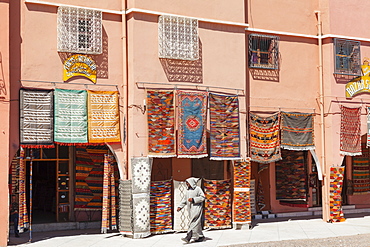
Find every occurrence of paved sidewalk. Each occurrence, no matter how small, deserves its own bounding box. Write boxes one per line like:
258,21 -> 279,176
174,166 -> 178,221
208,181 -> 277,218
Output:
8,215 -> 370,247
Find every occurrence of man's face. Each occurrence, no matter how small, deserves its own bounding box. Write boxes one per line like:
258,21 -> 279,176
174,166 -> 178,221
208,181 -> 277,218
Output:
186,181 -> 191,189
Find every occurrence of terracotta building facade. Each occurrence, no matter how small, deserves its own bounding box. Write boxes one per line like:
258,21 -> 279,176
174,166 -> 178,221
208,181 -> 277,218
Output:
1,0 -> 370,245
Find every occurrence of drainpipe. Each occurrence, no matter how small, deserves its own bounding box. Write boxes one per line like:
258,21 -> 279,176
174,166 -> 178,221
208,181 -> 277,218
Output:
315,10 -> 328,222
122,0 -> 129,180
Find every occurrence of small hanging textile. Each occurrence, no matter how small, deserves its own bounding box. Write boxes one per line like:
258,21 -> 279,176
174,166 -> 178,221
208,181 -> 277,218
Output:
177,91 -> 208,158
101,154 -> 111,233
18,147 -> 29,232
20,89 -> 54,148
101,154 -> 117,233
209,93 -> 240,160
329,166 -> 346,222
340,106 -> 362,156
250,112 -> 281,163
233,161 -> 252,224
147,91 -> 176,158
150,180 -> 173,234
88,90 -> 120,143
118,179 -> 133,234
281,112 -> 315,150
204,179 -> 232,229
54,89 -> 88,144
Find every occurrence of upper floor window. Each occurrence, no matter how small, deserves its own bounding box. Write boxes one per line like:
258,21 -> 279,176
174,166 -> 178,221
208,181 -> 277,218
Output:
249,34 -> 279,70
334,38 -> 361,76
158,15 -> 199,61
57,6 -> 102,54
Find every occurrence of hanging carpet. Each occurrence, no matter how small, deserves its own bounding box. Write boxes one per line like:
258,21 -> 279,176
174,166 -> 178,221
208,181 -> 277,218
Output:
18,148 -> 29,232
75,146 -> 108,209
118,179 -> 133,234
88,90 -> 120,143
150,180 -> 172,234
353,144 -> 370,194
131,157 -> 153,238
209,93 -> 240,160
177,91 -> 208,158
281,112 -> 315,150
276,150 -> 307,202
173,179 -> 201,232
233,161 -> 251,224
54,89 -> 88,144
147,90 -> 176,158
340,106 -> 361,156
330,167 -> 346,222
20,89 -> 54,148
203,179 -> 232,229
250,112 -> 281,163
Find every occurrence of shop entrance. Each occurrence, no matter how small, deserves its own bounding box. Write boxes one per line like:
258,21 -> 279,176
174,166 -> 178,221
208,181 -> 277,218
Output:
26,161 -> 57,223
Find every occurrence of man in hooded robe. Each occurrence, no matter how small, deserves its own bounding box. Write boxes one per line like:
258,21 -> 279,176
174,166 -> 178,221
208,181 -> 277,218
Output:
177,177 -> 206,243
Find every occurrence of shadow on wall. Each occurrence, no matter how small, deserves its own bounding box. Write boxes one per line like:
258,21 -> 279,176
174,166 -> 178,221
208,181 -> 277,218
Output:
160,40 -> 203,83
58,27 -> 109,80
250,69 -> 280,82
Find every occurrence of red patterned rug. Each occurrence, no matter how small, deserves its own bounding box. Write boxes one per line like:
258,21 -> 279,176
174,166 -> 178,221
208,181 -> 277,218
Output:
233,161 -> 251,224
340,106 -> 361,156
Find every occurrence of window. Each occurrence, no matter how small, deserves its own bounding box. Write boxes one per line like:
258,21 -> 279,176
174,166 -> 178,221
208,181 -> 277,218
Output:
334,38 -> 361,76
249,34 -> 279,69
57,6 -> 102,54
158,15 -> 199,61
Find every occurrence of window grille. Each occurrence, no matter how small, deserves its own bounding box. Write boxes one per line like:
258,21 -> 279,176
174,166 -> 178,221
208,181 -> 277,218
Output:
334,38 -> 361,76
57,6 -> 102,54
158,15 -> 199,61
249,34 -> 279,70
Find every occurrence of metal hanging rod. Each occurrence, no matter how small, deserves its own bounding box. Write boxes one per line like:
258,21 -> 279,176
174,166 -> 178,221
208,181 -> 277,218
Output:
250,105 -> 316,111
20,79 -> 119,89
136,81 -> 245,94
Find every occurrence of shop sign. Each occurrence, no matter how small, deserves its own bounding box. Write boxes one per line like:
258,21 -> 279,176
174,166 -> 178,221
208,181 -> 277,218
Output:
345,63 -> 370,98
63,54 -> 97,83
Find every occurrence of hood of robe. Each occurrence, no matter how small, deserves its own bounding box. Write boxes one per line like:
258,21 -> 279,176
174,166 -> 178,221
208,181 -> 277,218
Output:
185,177 -> 199,190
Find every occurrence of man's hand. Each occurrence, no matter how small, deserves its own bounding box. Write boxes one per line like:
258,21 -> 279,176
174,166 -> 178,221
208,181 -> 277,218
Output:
177,207 -> 181,212
188,198 -> 193,203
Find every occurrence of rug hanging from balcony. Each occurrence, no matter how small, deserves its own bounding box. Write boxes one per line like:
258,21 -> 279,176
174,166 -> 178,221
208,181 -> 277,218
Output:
18,147 -> 29,232
250,112 -> 281,163
177,91 -> 208,158
173,179 -> 201,232
150,180 -> 172,234
209,93 -> 240,160
340,106 -> 362,156
20,89 -> 54,148
75,146 -> 107,209
147,90 -> 176,158
330,167 -> 345,222
281,112 -> 315,150
119,179 -> 133,234
276,150 -> 307,202
233,161 -> 251,224
353,145 -> 370,194
88,90 -> 120,143
204,179 -> 232,229
54,89 -> 88,144
133,193 -> 151,238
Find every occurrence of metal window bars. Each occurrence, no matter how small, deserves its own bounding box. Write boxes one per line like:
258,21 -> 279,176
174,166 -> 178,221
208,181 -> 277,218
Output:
57,6 -> 102,54
158,15 -> 199,61
334,38 -> 361,76
248,34 -> 279,70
